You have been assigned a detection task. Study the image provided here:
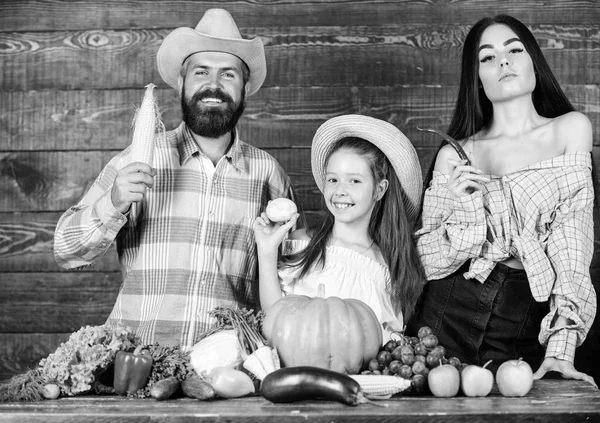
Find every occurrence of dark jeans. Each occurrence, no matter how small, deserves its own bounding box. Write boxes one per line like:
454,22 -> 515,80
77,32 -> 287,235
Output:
408,262 -> 549,373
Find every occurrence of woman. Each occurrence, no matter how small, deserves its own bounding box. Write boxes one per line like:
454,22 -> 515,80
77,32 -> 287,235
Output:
410,15 -> 597,387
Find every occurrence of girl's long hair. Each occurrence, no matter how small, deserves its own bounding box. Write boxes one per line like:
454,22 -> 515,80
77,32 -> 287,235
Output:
421,14 -> 598,211
283,137 -> 425,321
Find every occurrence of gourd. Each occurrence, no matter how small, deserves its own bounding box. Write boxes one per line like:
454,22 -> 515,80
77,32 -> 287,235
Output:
262,295 -> 383,375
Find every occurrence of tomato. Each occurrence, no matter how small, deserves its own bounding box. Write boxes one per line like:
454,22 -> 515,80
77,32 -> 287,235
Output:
377,350 -> 392,367
412,360 -> 427,375
414,342 -> 428,356
388,360 -> 402,374
399,365 -> 413,379
421,334 -> 439,349
368,358 -> 381,371
384,340 -> 398,353
417,326 -> 433,339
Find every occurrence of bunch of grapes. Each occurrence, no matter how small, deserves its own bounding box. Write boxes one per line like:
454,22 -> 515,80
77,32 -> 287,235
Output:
362,326 -> 467,394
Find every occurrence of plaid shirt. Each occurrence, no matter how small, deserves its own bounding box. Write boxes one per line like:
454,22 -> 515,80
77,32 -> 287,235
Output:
54,123 -> 296,348
416,152 -> 596,363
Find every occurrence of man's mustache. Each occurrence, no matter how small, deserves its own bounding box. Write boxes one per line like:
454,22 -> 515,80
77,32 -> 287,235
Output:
191,88 -> 234,104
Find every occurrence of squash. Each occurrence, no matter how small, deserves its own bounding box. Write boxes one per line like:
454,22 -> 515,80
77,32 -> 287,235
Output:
261,295 -> 383,374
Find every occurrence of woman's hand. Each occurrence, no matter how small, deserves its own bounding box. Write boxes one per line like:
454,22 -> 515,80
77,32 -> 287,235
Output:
253,210 -> 299,257
447,159 -> 489,197
533,357 -> 598,388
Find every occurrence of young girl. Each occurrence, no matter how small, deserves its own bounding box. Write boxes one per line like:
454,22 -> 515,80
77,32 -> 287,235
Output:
410,15 -> 597,387
254,115 -> 425,339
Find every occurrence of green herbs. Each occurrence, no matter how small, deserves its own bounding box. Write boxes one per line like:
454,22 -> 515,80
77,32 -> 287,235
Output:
1,324 -> 138,402
201,307 -> 265,341
39,324 -> 139,396
0,369 -> 47,402
130,343 -> 193,398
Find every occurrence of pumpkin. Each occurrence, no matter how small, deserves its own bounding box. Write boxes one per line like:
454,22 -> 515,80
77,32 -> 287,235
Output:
261,295 -> 383,375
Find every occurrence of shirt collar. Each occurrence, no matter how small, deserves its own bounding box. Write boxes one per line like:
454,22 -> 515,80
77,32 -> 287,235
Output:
176,122 -> 246,172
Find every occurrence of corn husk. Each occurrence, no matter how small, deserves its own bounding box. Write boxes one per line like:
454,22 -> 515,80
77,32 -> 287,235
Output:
130,83 -> 164,166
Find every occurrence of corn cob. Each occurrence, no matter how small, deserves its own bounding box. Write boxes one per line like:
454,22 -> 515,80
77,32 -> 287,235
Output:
349,374 -> 411,397
130,83 -> 164,166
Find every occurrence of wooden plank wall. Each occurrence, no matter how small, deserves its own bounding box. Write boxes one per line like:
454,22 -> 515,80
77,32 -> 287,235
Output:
1,0 -> 599,383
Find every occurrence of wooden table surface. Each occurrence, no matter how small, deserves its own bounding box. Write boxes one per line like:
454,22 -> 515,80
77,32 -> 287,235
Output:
0,379 -> 598,423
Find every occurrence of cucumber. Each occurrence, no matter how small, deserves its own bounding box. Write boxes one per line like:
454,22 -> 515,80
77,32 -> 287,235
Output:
149,376 -> 181,401
182,374 -> 216,400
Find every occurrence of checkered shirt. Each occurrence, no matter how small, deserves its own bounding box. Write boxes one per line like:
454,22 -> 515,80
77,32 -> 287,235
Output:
416,152 -> 596,363
54,123 -> 297,348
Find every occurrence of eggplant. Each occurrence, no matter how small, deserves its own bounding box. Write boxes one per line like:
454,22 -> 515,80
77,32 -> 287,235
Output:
260,366 -> 367,406
416,127 -> 471,165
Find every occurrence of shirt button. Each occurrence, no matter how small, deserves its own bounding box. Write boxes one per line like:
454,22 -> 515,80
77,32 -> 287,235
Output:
559,204 -> 570,214
200,280 -> 206,286
209,211 -> 214,217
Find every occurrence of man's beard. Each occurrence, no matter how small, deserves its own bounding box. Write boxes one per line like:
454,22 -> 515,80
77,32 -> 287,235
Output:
181,85 -> 246,138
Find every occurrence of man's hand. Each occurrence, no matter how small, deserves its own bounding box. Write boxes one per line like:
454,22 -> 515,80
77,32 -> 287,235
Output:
533,357 -> 598,388
111,162 -> 155,214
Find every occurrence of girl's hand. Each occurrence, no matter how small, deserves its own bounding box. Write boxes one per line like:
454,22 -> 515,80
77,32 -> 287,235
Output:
253,211 -> 299,257
533,357 -> 598,389
447,159 -> 489,197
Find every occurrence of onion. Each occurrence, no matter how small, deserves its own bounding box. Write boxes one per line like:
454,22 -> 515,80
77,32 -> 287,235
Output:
265,198 -> 297,222
190,330 -> 243,377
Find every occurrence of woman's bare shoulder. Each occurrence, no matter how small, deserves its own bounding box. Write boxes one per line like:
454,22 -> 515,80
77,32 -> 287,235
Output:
554,112 -> 592,153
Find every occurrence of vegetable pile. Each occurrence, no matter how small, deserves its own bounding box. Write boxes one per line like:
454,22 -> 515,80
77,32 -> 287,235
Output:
1,311 -> 474,404
362,326 -> 467,395
0,307 -> 276,402
1,324 -> 139,402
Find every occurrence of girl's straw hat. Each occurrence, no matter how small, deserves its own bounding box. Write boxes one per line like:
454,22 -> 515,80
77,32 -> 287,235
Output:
311,115 -> 423,222
156,8 -> 266,96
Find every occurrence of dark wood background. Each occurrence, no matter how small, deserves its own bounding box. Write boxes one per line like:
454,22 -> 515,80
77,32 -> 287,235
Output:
1,0 -> 599,383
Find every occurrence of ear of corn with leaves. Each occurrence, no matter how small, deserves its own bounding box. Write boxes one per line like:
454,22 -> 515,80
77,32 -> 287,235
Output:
130,83 -> 165,166
349,374 -> 411,397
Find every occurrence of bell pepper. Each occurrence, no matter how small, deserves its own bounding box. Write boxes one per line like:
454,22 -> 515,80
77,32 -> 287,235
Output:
113,345 -> 153,395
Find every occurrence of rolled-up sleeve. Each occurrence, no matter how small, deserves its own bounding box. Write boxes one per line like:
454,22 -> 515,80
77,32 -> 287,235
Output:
54,152 -> 129,269
540,172 -> 596,363
416,173 -> 487,280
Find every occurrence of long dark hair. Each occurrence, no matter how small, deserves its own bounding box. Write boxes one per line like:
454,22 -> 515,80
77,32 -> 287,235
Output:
422,14 -> 597,207
283,137 -> 425,321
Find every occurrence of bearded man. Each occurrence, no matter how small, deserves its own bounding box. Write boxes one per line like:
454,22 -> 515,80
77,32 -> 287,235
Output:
54,9 -> 301,347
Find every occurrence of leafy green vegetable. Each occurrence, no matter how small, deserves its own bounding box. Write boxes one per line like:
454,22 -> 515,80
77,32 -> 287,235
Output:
130,344 -> 193,398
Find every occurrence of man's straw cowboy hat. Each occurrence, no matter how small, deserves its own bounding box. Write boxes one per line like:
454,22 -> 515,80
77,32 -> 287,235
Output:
157,8 -> 266,96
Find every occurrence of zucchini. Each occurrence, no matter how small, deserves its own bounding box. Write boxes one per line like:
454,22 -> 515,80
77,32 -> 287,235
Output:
260,366 -> 367,406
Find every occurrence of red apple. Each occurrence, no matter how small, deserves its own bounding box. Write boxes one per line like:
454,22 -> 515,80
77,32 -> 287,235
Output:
460,359 -> 494,397
427,361 -> 460,397
496,358 -> 534,397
